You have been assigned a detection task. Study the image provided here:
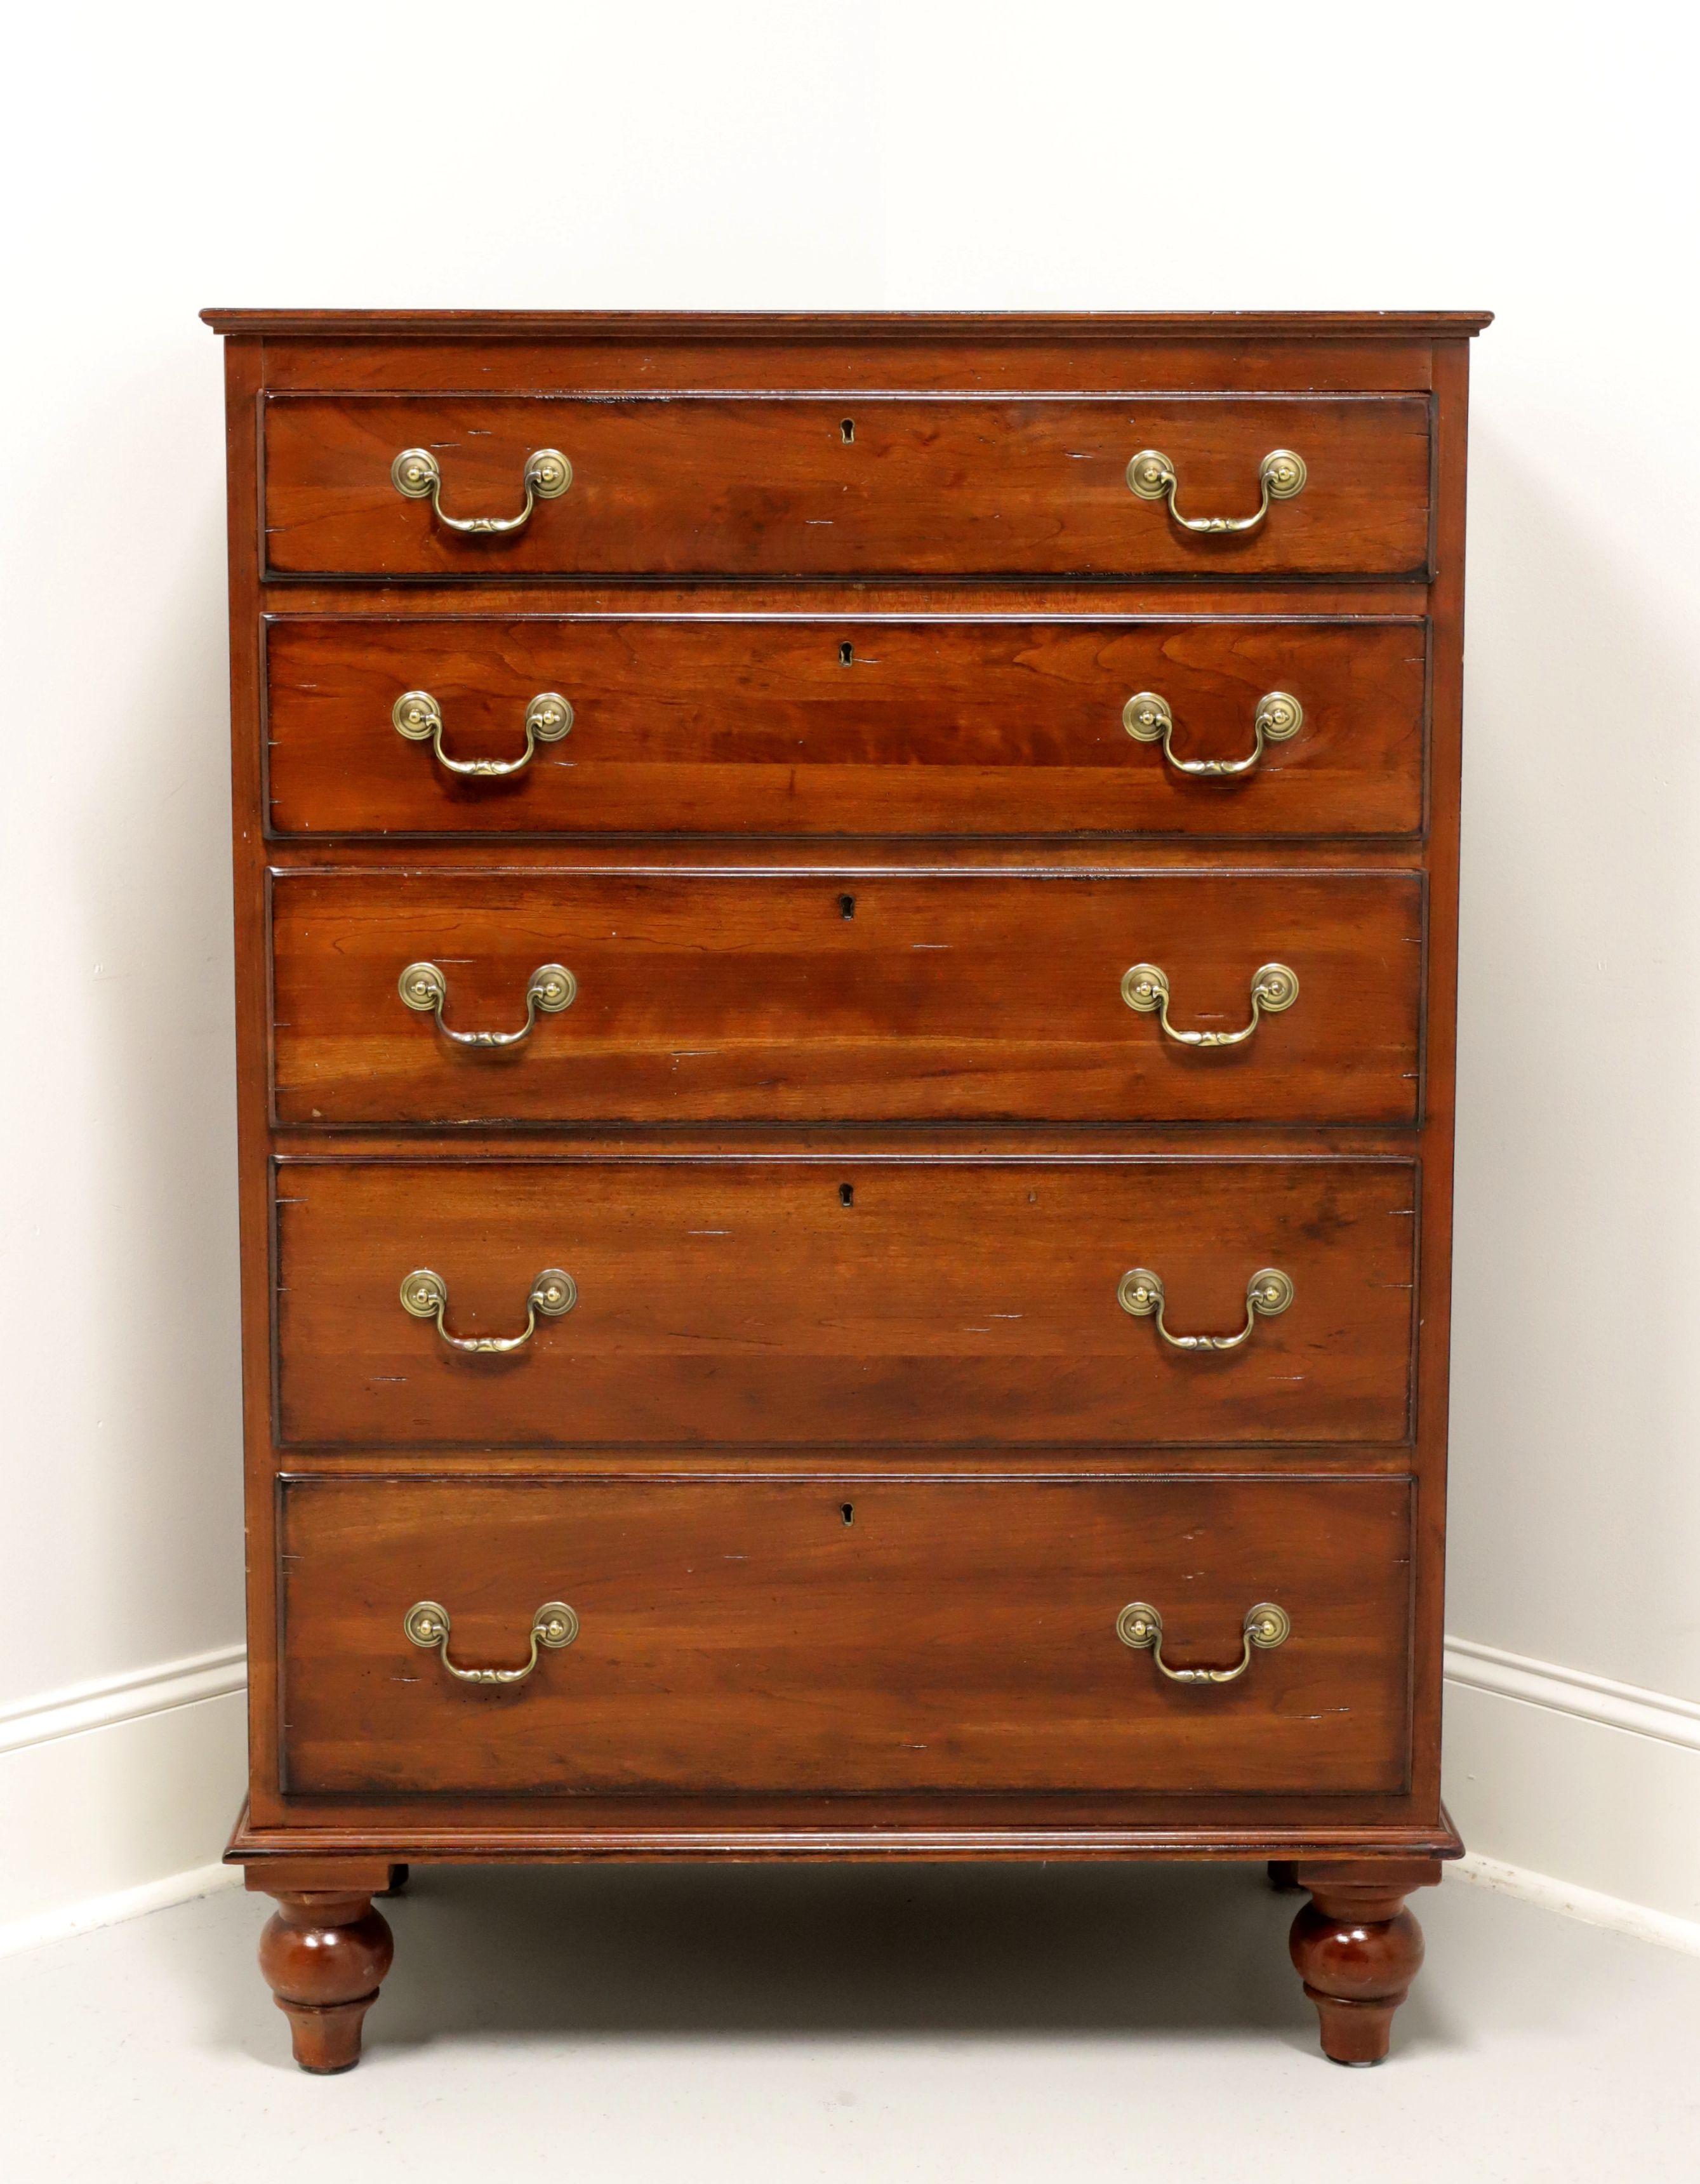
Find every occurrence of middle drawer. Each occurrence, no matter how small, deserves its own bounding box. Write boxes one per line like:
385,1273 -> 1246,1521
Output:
270,870 -> 1423,1126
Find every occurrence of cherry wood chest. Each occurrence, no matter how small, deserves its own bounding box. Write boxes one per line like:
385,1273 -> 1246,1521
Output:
204,307 -> 1489,2070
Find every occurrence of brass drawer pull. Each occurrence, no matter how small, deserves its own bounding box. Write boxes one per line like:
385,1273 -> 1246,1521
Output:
1117,1599 -> 1291,1684
404,1598 -> 578,1685
399,1267 -> 577,1353
390,446 -> 571,535
1126,448 -> 1306,534
1123,689 -> 1303,778
393,689 -> 573,778
1121,961 -> 1299,1047
1118,1265 -> 1294,1352
398,960 -> 577,1049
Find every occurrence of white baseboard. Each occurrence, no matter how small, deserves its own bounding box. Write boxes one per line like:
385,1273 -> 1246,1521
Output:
0,1642 -> 246,1756
0,1862 -> 242,1962
1444,1636 -> 1700,1752
1443,1647 -> 1700,1930
1,1635 -> 1696,1960
0,1646 -> 248,1950
1454,1852 -> 1700,1957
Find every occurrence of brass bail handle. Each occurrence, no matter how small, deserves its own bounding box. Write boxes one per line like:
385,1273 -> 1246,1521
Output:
1118,1266 -> 1294,1352
1126,447 -> 1307,535
391,446 -> 571,535
1122,961 -> 1299,1048
1116,1599 -> 1291,1684
1123,689 -> 1303,778
399,1267 -> 577,1354
393,690 -> 574,778
404,1598 -> 579,1685
398,960 -> 577,1049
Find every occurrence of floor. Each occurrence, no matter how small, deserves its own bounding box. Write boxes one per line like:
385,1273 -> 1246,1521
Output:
4,1863 -> 1696,2183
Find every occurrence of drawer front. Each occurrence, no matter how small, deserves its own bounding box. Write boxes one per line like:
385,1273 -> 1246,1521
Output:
265,616 -> 1427,839
262,395 -> 1431,578
278,1475 -> 1412,1795
271,871 -> 1423,1127
275,1158 -> 1417,1446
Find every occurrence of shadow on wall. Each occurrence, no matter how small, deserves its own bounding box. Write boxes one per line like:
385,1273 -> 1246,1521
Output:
1449,413 -> 1700,1691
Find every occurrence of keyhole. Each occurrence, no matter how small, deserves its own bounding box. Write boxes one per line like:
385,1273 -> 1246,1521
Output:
840,418 -> 855,443
839,893 -> 856,919
839,1183 -> 854,1206
840,1502 -> 855,1524
839,641 -> 854,666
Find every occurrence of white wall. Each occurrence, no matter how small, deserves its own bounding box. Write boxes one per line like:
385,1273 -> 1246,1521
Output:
3,0 -> 1697,1939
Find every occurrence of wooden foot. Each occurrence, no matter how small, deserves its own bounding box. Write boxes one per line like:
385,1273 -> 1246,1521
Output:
1266,1859 -> 1301,1892
1289,1859 -> 1440,2066
257,1890 -> 394,2073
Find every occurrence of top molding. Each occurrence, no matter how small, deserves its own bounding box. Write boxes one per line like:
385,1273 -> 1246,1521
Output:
200,308 -> 1493,341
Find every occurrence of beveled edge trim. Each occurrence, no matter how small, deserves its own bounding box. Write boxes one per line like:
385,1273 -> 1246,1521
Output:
204,309 -> 1495,340
226,1818 -> 1466,1864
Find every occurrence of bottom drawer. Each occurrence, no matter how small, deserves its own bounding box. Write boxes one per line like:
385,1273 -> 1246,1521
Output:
278,1476 -> 1412,1797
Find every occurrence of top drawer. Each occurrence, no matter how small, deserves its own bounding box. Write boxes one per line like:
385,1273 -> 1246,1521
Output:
261,394 -> 1433,580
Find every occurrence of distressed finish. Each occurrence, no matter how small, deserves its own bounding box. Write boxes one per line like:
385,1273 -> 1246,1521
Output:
1289,1860 -> 1442,2065
262,393 -> 1433,578
264,615 -> 1428,840
279,1475 -> 1413,1795
270,870 -> 1424,1126
274,1155 -> 1419,1448
253,1887 -> 394,2074
206,308 -> 1486,2070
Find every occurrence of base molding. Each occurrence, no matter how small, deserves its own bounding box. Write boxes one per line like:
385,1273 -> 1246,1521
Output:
0,1860 -> 242,1963
228,1802 -> 1464,1868
0,1663 -> 246,1953
1455,1851 -> 1700,1958
1442,1673 -> 1700,1928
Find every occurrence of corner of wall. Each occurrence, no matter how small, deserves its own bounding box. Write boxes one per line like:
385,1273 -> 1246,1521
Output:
1444,1641 -> 1700,1934
0,1649 -> 247,1957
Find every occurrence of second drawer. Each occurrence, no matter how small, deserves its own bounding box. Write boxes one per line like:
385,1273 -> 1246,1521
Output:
270,870 -> 1424,1126
263,615 -> 1428,840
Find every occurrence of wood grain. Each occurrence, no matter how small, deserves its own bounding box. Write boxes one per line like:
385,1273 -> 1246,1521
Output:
274,1156 -> 1419,1447
269,869 -> 1424,1126
1290,1860 -> 1442,2064
255,1889 -> 393,2072
256,336 -> 1440,398
278,1474 -> 1412,1795
264,615 -> 1428,839
262,395 -> 1432,579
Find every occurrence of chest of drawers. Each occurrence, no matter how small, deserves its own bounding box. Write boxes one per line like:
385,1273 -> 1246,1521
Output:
204,308 -> 1489,2074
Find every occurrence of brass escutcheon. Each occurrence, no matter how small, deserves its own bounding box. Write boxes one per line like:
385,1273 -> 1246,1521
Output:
1115,1599 -> 1291,1683
390,446 -> 571,535
400,1267 -> 577,1354
397,959 -> 577,1048
1118,1265 -> 1294,1352
392,689 -> 573,777
1122,689 -> 1303,778
1121,961 -> 1299,1048
1126,447 -> 1307,534
404,1597 -> 579,1685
